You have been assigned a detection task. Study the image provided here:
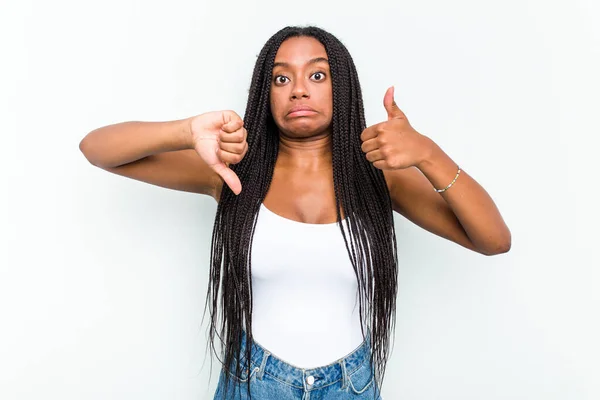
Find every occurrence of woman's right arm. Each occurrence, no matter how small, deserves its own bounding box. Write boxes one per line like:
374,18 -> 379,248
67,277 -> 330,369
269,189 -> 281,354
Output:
79,118 -> 222,200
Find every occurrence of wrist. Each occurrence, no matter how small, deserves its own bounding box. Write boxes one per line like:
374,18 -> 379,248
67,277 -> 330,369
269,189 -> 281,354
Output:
416,136 -> 438,170
178,117 -> 196,150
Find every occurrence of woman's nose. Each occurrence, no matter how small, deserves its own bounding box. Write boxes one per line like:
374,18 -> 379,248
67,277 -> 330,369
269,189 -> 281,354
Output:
291,80 -> 310,99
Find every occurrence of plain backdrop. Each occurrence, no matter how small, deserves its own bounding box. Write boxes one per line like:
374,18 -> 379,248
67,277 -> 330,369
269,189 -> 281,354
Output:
1,0 -> 599,399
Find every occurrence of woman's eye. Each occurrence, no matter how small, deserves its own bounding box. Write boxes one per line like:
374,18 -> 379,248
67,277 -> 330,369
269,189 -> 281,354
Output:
274,72 -> 326,85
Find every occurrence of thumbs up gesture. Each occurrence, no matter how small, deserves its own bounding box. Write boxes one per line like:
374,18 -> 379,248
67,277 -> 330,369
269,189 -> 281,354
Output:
360,86 -> 433,170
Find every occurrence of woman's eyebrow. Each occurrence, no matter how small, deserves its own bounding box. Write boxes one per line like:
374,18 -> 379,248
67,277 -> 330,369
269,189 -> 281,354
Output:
273,57 -> 329,69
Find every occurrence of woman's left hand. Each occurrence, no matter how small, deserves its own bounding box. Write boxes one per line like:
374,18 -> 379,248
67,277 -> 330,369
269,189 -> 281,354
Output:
360,86 -> 434,170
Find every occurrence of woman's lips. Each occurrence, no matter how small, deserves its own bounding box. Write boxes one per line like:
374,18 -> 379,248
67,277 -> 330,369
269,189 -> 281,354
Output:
288,110 -> 317,117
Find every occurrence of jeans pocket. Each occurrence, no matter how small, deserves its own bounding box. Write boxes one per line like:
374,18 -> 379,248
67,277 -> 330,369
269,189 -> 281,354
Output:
347,360 -> 375,394
224,356 -> 260,383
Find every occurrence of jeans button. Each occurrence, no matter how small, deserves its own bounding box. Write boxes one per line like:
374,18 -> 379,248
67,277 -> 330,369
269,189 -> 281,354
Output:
306,375 -> 315,385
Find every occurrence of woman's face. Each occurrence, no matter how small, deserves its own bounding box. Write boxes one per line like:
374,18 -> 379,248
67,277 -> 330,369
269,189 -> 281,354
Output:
269,36 -> 333,138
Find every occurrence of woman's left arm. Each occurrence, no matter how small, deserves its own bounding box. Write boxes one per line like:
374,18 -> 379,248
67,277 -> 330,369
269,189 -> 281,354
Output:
361,87 -> 511,256
416,141 -> 511,255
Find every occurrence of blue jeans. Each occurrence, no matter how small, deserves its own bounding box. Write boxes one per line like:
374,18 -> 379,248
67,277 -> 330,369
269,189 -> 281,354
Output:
213,329 -> 382,399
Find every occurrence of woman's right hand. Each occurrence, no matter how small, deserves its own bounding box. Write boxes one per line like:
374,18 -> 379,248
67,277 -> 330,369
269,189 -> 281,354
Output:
189,110 -> 248,195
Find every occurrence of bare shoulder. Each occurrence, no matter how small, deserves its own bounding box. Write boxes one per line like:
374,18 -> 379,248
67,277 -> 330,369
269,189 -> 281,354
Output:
101,149 -> 222,199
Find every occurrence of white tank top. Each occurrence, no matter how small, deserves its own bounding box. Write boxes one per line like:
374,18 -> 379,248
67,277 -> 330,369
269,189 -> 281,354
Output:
249,203 -> 367,368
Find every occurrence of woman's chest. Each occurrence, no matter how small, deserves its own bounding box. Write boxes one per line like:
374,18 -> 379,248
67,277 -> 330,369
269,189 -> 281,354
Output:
262,168 -> 346,225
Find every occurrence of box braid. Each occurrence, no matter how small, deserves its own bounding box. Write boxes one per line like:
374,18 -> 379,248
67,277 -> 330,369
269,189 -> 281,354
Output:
203,25 -> 398,400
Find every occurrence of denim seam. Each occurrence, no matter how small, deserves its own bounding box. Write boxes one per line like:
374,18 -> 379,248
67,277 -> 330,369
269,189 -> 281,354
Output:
261,371 -> 305,389
340,359 -> 348,390
347,353 -> 369,376
224,366 -> 260,383
261,369 -> 345,390
346,358 -> 374,394
257,351 -> 270,380
348,374 -> 374,395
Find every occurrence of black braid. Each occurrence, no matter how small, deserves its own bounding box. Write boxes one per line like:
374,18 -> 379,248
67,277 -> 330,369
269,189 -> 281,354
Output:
203,25 -> 398,400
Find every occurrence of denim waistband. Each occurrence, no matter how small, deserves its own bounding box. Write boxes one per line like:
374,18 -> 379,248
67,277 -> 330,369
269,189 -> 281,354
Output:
236,329 -> 372,391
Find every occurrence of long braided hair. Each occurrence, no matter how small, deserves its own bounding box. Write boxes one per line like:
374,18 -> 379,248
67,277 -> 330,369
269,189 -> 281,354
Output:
204,25 -> 398,399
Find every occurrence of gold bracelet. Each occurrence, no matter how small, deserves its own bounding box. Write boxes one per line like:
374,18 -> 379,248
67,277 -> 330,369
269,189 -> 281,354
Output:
434,165 -> 461,193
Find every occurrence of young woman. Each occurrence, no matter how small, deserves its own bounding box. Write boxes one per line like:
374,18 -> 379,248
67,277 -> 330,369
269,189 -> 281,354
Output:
79,25 -> 510,400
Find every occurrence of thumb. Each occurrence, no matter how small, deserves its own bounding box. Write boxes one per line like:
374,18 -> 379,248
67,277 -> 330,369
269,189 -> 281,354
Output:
383,86 -> 405,120
211,161 -> 242,195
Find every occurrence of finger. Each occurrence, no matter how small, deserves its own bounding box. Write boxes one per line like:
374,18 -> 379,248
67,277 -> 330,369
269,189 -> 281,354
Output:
211,162 -> 242,195
372,160 -> 389,170
219,140 -> 247,154
217,148 -> 245,165
221,119 -> 244,134
240,140 -> 249,158
360,126 -> 378,142
220,127 -> 246,143
360,138 -> 379,154
221,110 -> 240,126
365,149 -> 385,163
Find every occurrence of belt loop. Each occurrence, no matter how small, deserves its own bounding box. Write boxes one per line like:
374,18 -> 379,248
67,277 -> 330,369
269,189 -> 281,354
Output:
257,350 -> 270,380
339,359 -> 348,390
301,368 -> 307,391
